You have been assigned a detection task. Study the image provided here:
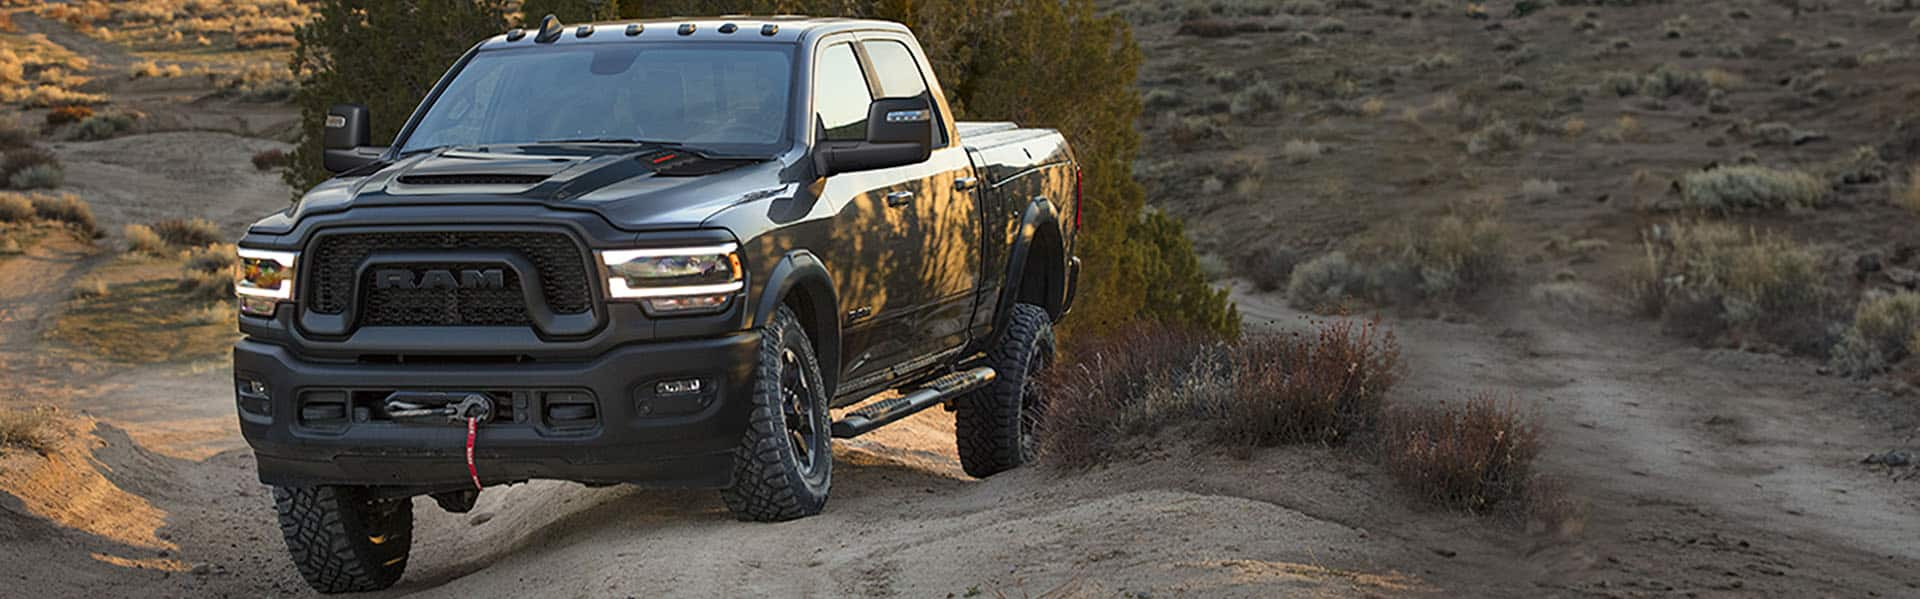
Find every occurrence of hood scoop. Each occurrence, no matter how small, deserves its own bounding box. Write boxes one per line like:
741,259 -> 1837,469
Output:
397,173 -> 550,186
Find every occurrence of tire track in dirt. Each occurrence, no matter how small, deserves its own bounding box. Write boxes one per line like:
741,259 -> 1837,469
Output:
1233,282 -> 1920,595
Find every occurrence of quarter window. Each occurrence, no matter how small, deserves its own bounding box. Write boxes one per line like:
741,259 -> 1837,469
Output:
863,40 -> 928,99
814,43 -> 872,142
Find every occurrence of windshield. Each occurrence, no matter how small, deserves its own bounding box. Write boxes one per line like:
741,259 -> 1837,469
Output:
398,44 -> 794,155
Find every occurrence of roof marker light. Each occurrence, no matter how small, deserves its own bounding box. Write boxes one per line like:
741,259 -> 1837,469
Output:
505,28 -> 525,41
625,23 -> 643,36
575,24 -> 593,37
534,15 -> 563,43
719,23 -> 738,34
678,23 -> 696,35
761,24 -> 778,36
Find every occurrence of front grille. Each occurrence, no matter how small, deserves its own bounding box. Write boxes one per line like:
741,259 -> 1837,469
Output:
306,231 -> 592,326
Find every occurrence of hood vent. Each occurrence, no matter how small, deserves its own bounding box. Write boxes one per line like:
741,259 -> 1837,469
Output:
397,174 -> 549,186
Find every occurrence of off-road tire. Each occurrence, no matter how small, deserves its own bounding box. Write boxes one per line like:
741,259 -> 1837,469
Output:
720,305 -> 832,521
956,302 -> 1055,478
273,485 -> 413,593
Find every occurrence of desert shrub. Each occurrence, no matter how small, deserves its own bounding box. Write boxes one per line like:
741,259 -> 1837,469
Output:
1900,163 -> 1920,213
1281,139 -> 1322,163
152,218 -> 223,247
180,268 -> 235,303
1638,223 -> 1829,351
1229,82 -> 1279,117
1753,122 -> 1796,146
1825,146 -> 1888,186
1602,71 -> 1640,96
72,112 -> 137,141
1288,252 -> 1372,311
129,60 -> 182,78
1311,18 -> 1345,34
1641,65 -> 1708,99
1176,18 -> 1240,38
7,163 -> 61,190
71,276 -> 109,299
1520,178 -> 1561,201
0,192 -> 32,222
1680,166 -> 1825,212
1165,115 -> 1226,148
185,243 -> 240,276
0,119 -> 29,149
1219,319 -> 1401,447
1245,245 -> 1300,292
1,147 -> 56,184
1281,0 -> 1329,15
1381,395 -> 1542,511
1496,74 -> 1526,90
1413,52 -> 1458,73
251,148 -> 291,171
123,224 -> 167,255
1038,319 -> 1399,467
1142,89 -> 1180,110
0,406 -> 57,453
29,192 -> 94,233
45,105 -> 92,126
1830,292 -> 1920,377
1466,120 -> 1523,156
1660,14 -> 1690,38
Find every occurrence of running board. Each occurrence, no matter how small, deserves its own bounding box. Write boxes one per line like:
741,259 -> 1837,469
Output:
830,367 -> 996,438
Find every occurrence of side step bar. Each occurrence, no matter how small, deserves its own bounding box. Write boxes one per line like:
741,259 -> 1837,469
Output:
830,366 -> 996,438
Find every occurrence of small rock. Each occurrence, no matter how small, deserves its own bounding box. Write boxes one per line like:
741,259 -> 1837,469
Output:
1886,267 -> 1920,290
190,563 -> 212,576
1432,547 -> 1457,558
1864,450 -> 1912,467
469,512 -> 495,526
1855,253 -> 1884,281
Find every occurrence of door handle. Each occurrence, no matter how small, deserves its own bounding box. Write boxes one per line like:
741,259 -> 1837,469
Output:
954,177 -> 979,191
885,190 -> 915,207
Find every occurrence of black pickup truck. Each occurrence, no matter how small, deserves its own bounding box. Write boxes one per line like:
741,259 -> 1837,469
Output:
231,16 -> 1079,592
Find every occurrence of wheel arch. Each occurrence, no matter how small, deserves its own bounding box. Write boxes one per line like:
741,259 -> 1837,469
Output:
993,198 -> 1069,340
752,250 -> 842,396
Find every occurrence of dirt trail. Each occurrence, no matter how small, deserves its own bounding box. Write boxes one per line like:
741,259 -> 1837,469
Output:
1236,284 -> 1920,596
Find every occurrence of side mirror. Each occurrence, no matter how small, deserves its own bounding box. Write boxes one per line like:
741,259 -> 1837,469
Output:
322,103 -> 383,173
816,95 -> 934,176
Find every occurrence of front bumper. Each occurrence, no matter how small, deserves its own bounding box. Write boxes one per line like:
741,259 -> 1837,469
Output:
233,331 -> 760,492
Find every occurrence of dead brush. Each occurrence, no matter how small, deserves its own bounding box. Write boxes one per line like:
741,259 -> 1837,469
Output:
123,223 -> 167,255
1218,318 -> 1401,447
179,268 -> 235,304
1380,394 -> 1542,511
1036,319 -> 1402,466
184,243 -> 239,274
0,405 -> 58,453
152,217 -> 223,247
28,193 -> 94,234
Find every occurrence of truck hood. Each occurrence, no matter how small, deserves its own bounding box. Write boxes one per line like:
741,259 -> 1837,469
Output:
253,145 -> 793,234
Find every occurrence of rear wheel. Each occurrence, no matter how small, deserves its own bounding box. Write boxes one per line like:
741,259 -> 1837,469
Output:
720,305 -> 832,521
273,485 -> 412,593
956,302 -> 1055,477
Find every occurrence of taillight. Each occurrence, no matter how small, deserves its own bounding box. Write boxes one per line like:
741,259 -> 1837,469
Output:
1072,167 -> 1083,230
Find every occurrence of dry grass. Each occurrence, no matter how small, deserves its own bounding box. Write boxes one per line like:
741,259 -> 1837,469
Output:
1037,319 -> 1401,467
122,223 -> 166,255
151,217 -> 222,247
1636,222 -> 1829,352
1380,394 -> 1542,512
184,243 -> 238,274
1896,163 -> 1920,213
1830,292 -> 1920,377
0,405 -> 58,453
27,192 -> 95,234
251,148 -> 289,171
71,276 -> 109,300
1281,139 -> 1323,164
0,192 -> 32,222
1288,201 -> 1509,312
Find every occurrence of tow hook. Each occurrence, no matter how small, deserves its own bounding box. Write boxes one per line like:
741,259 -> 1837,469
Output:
382,392 -> 494,490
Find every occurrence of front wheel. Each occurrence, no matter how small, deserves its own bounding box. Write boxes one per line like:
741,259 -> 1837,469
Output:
273,485 -> 413,593
955,302 -> 1055,477
720,305 -> 832,521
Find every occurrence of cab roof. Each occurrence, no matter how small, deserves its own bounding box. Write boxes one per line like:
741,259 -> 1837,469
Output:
478,16 -> 909,49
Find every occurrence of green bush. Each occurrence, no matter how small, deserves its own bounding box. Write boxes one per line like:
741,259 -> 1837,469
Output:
8,164 -> 62,190
1638,222 -> 1830,351
1680,166 -> 1825,212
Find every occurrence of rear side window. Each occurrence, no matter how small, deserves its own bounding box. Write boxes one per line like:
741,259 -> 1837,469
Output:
814,43 -> 871,142
863,40 -> 927,98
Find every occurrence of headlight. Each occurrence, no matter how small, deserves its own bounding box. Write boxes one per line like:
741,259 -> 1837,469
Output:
235,247 -> 297,317
600,243 -> 743,315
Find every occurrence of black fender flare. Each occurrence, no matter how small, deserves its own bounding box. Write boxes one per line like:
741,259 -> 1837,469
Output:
751,250 -> 842,395
992,197 -> 1068,341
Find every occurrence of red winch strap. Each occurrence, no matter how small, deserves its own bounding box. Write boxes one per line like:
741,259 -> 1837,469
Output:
465,416 -> 482,491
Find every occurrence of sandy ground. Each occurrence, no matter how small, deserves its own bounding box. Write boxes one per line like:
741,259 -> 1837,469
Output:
3,5 -> 1918,598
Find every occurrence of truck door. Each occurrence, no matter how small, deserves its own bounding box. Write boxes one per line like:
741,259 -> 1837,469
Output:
859,36 -> 980,359
812,40 -> 925,392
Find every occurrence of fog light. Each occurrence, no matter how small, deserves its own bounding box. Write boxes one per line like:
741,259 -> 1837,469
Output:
239,295 -> 279,317
241,379 -> 268,396
642,294 -> 731,315
656,378 -> 703,395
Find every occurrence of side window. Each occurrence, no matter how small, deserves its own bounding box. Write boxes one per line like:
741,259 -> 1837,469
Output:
863,40 -> 928,98
814,43 -> 872,142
